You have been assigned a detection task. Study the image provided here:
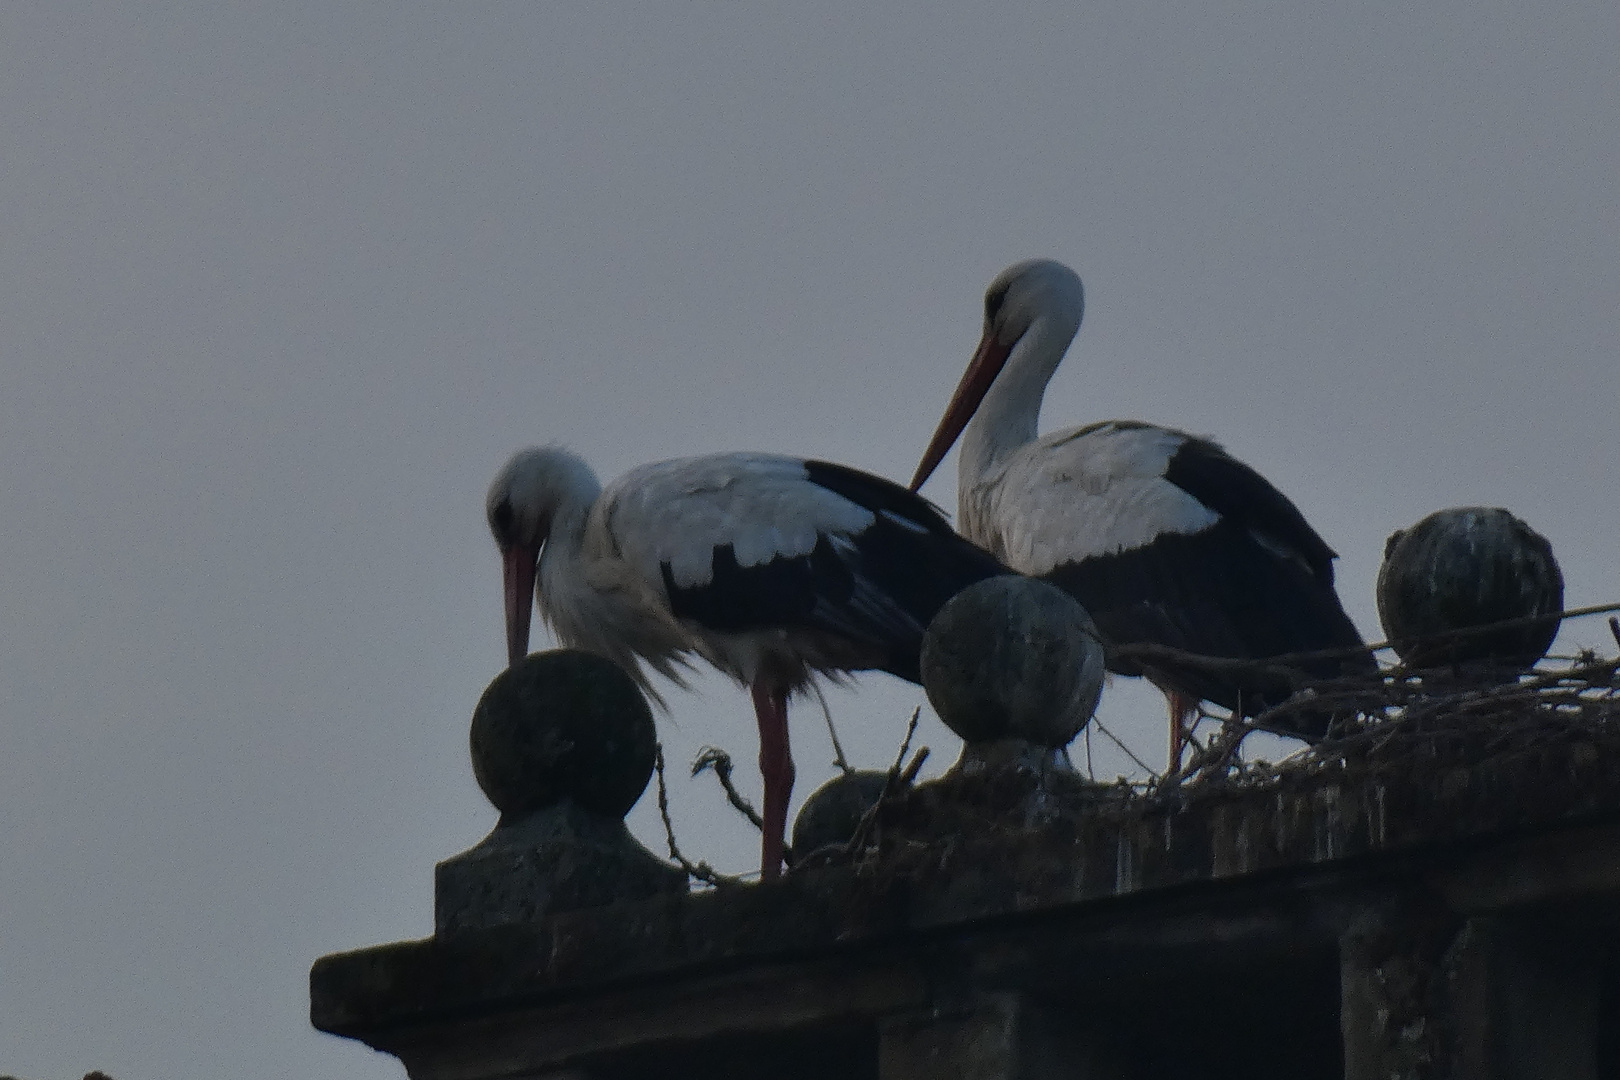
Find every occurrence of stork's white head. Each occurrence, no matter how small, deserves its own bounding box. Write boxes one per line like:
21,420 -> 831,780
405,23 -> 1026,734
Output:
486,447 -> 591,550
909,259 -> 1084,492
486,446 -> 601,668
980,259 -> 1084,349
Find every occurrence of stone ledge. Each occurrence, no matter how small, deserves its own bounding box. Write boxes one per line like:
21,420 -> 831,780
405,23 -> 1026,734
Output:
312,733 -> 1620,1044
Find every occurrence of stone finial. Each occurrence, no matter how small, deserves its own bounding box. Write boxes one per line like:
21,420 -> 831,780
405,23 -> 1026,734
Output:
469,649 -> 656,819
436,651 -> 685,934
791,770 -> 890,857
1377,507 -> 1564,669
920,577 -> 1105,749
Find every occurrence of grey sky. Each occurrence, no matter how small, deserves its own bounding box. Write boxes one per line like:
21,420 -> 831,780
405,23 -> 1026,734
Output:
1,4 -> 1615,1078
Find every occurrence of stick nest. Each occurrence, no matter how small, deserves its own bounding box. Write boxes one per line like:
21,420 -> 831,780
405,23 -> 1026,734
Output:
1177,649 -> 1620,794
818,634 -> 1620,876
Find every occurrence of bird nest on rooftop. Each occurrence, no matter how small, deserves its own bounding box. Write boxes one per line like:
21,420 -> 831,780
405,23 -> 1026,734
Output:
1168,612 -> 1620,795
806,652 -> 1618,883
668,609 -> 1620,885
805,610 -> 1620,875
1179,652 -> 1620,795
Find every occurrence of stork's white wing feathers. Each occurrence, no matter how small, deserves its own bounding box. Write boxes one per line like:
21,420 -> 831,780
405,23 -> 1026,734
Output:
966,422 -> 1219,576
593,453 -> 877,591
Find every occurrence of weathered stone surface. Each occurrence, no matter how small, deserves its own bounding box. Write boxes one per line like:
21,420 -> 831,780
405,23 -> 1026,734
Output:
1339,899 -> 1457,1080
940,740 -> 1082,830
315,673 -> 1620,1080
432,653 -> 682,935
470,650 -> 656,819
434,801 -> 686,935
879,993 -> 1107,1080
950,738 -> 1071,778
315,728 -> 1620,1046
791,770 -> 890,857
920,577 -> 1104,747
1340,903 -> 1613,1080
1377,507 -> 1564,668
1440,915 -> 1605,1080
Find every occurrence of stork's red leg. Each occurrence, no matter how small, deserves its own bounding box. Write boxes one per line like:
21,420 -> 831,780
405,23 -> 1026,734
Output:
750,682 -> 795,881
1168,690 -> 1197,774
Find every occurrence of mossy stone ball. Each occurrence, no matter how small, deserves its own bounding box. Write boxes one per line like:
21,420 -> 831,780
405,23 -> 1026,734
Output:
1377,507 -> 1563,668
920,577 -> 1105,748
790,770 -> 889,856
469,650 -> 656,819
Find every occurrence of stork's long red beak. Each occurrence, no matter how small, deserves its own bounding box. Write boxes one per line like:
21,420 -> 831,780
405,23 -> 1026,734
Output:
908,328 -> 1016,492
502,545 -> 539,668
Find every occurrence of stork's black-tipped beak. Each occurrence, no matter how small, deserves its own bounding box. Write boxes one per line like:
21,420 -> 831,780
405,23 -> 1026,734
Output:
909,328 -> 1015,492
502,544 -> 539,668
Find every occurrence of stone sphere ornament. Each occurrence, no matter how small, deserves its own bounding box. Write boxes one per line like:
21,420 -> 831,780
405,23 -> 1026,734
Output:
790,770 -> 890,856
1376,507 -> 1564,669
440,651 -> 682,933
469,650 -> 657,820
920,577 -> 1106,748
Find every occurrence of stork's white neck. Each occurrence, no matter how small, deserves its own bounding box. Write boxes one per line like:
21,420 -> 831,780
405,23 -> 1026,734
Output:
957,315 -> 1075,488
539,496 -> 592,571
535,474 -> 599,633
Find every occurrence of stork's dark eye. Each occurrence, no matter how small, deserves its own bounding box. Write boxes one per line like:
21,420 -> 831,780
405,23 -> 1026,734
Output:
985,285 -> 1010,324
491,497 -> 516,536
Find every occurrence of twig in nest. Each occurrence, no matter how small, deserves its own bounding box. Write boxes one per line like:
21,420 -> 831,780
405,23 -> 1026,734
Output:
691,746 -> 765,831
1111,600 -> 1620,694
809,682 -> 853,775
1186,719 -> 1255,784
1112,643 -> 1345,685
1157,718 -> 1218,789
1090,718 -> 1158,780
1182,721 -> 1210,757
885,707 -> 922,794
899,745 -> 930,788
1381,601 -> 1620,663
654,744 -> 739,887
838,709 -> 929,866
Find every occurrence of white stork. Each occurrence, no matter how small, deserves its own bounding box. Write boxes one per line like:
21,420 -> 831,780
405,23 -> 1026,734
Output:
909,259 -> 1372,769
487,446 -> 1008,879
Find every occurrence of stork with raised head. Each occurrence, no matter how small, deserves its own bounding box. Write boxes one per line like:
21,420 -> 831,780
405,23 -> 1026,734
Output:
909,259 -> 1372,769
487,446 -> 1008,880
